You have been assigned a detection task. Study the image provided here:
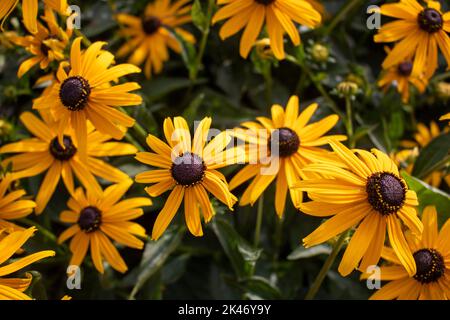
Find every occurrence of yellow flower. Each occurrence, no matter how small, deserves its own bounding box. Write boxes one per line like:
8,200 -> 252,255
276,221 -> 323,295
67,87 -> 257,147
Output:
0,0 -> 68,34
398,121 -> 450,188
0,227 -> 55,300
0,111 -> 137,214
440,112 -> 450,123
0,174 -> 36,236
295,141 -> 422,277
229,96 -> 346,217
11,8 -> 71,78
58,180 -> 152,274
378,57 -> 427,103
374,0 -> 450,79
212,0 -> 321,60
33,37 -> 142,157
135,116 -> 242,240
116,0 -> 194,78
362,206 -> 450,300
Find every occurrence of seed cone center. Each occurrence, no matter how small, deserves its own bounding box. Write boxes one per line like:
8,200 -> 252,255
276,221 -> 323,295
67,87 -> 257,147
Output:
59,76 -> 91,111
366,172 -> 406,215
418,8 -> 443,33
269,127 -> 300,158
171,152 -> 206,186
255,0 -> 275,5
397,61 -> 413,77
78,206 -> 102,233
49,135 -> 77,161
413,249 -> 445,284
142,16 -> 162,35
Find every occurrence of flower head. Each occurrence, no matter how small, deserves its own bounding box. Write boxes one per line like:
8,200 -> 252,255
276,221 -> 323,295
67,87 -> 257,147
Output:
0,227 -> 55,300
229,96 -> 346,217
116,0 -> 194,78
135,116 -> 243,239
0,111 -> 137,214
295,141 -> 422,277
58,180 -> 152,273
212,0 -> 321,59
362,206 -> 450,300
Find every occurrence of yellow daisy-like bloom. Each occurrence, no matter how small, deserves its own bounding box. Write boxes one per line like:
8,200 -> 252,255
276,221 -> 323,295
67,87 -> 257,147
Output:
398,121 -> 449,187
378,58 -> 427,103
374,0 -> 450,78
0,0 -> 68,34
135,116 -> 242,240
58,180 -> 152,274
0,227 -> 55,300
229,96 -> 347,218
0,111 -> 137,214
33,37 -> 142,156
0,173 -> 35,234
12,8 -> 71,78
295,141 -> 422,277
362,206 -> 450,300
116,0 -> 195,78
212,0 -> 321,60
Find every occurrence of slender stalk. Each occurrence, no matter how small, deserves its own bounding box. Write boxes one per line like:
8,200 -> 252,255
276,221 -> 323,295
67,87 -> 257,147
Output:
254,195 -> 264,247
345,96 -> 354,147
190,0 -> 215,81
305,231 -> 348,300
419,155 -> 450,180
74,29 -> 92,46
263,65 -> 273,105
323,0 -> 364,36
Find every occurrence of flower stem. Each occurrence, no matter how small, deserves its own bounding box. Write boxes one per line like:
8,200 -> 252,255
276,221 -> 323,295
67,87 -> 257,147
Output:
254,195 -> 264,247
323,0 -> 364,36
191,0 -> 215,82
304,231 -> 348,300
345,96 -> 354,147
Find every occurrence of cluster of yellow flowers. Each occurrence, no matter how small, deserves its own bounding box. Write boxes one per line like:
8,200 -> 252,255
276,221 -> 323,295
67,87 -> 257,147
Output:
0,0 -> 448,300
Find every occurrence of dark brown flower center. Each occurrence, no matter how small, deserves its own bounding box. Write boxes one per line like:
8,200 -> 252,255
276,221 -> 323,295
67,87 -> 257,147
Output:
49,135 -> 77,161
366,172 -> 406,215
59,76 -> 91,111
171,152 -> 206,186
397,61 -> 413,77
413,249 -> 445,284
255,0 -> 275,5
269,127 -> 300,158
418,8 -> 443,33
142,16 -> 162,35
78,206 -> 102,233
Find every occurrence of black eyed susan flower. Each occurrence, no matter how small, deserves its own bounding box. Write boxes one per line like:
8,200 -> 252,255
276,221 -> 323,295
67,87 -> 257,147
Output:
135,116 -> 243,240
33,37 -> 142,156
362,206 -> 450,300
397,121 -> 449,187
378,56 -> 427,103
0,173 -> 36,234
116,0 -> 194,78
0,227 -> 55,300
294,141 -> 422,277
374,0 -> 450,78
229,96 -> 346,218
0,111 -> 137,214
11,8 -> 72,78
58,180 -> 152,274
212,0 -> 321,60
0,0 -> 68,34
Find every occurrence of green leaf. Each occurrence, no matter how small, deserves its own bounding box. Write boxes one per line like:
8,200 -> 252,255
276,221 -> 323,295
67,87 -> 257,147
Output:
287,244 -> 332,260
402,171 -> 450,226
141,77 -> 205,102
238,276 -> 282,300
412,132 -> 450,179
211,216 -> 262,279
191,0 -> 207,32
126,226 -> 185,299
182,93 -> 205,123
166,27 -> 197,77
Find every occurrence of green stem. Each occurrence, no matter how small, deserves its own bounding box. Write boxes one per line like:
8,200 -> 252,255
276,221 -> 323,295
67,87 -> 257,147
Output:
191,0 -> 215,82
74,29 -> 92,46
323,0 -> 364,36
19,218 -> 57,243
254,195 -> 264,247
419,155 -> 450,180
432,71 -> 450,82
345,96 -> 354,147
305,231 -> 348,300
263,65 -> 273,105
